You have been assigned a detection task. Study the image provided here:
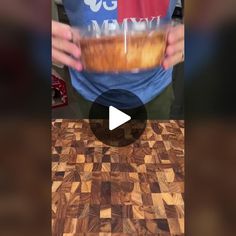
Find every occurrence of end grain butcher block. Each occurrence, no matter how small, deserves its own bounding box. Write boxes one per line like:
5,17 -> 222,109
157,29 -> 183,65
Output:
52,120 -> 184,235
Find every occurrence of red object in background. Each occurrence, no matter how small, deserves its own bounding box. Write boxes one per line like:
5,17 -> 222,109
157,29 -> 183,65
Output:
118,0 -> 169,22
51,70 -> 68,108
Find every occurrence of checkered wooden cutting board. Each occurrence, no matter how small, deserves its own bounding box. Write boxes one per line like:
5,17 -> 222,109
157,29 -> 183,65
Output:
52,120 -> 184,236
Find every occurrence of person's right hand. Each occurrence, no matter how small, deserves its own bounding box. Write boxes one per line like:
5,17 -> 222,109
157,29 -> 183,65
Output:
52,20 -> 82,71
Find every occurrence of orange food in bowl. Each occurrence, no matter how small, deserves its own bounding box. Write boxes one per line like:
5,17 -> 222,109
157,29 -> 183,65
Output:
79,31 -> 166,73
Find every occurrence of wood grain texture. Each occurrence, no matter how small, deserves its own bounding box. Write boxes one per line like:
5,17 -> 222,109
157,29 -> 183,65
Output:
52,120 -> 184,235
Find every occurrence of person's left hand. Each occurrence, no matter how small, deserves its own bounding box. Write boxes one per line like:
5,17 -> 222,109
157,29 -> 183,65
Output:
162,24 -> 184,70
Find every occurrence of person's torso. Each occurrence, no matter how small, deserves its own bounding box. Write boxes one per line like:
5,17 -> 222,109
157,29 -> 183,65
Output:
63,0 -> 176,105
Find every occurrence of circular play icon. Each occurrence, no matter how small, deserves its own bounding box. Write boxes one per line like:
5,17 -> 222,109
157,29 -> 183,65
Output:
89,89 -> 147,147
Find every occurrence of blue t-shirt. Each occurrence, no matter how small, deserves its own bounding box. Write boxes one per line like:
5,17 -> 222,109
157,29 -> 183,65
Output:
63,0 -> 176,105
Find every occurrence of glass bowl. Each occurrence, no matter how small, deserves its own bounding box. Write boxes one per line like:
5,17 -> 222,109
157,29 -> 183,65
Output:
72,19 -> 170,73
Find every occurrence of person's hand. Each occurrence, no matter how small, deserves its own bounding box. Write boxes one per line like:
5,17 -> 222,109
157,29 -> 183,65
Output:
162,24 -> 184,70
52,20 -> 82,71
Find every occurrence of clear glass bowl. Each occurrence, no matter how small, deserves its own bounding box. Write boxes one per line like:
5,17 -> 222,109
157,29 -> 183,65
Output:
72,19 -> 170,73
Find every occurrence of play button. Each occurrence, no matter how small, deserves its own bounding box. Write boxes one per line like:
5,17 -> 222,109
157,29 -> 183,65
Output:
89,89 -> 147,147
109,106 -> 131,131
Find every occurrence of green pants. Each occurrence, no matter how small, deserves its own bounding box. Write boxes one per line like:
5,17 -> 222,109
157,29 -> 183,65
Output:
73,83 -> 174,120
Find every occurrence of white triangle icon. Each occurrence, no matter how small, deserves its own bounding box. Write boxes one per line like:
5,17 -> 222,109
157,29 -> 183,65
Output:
109,106 -> 131,131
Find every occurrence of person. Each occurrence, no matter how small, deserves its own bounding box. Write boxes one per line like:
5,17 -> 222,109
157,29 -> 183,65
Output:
52,0 -> 184,119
